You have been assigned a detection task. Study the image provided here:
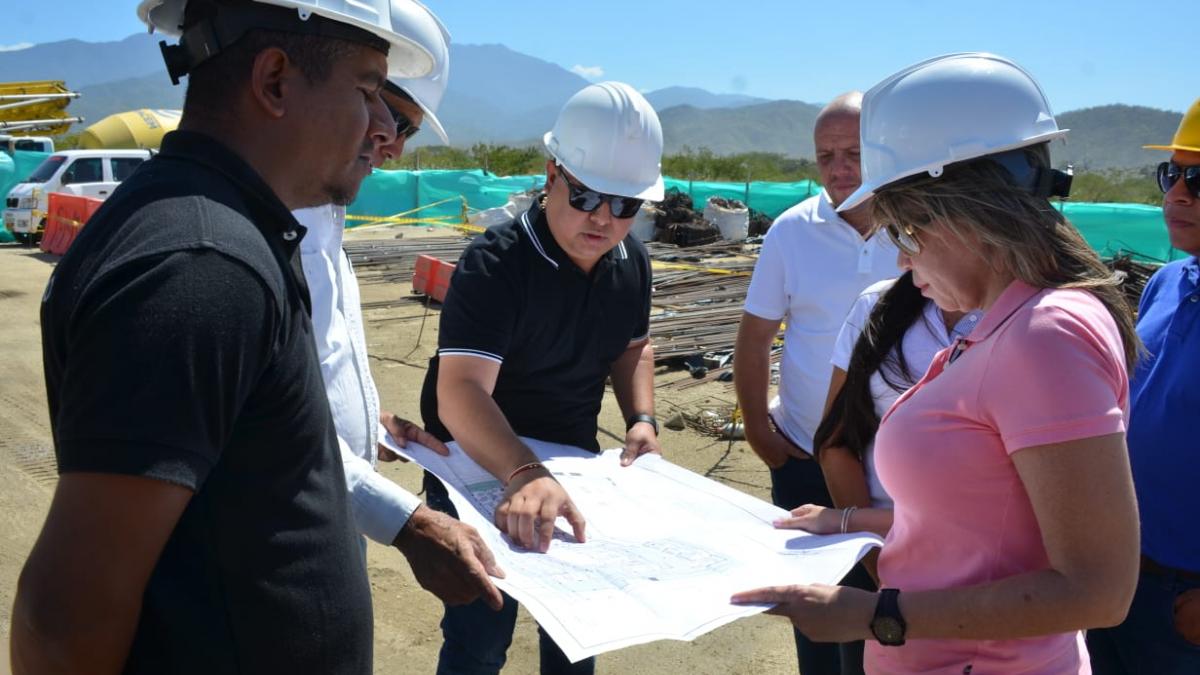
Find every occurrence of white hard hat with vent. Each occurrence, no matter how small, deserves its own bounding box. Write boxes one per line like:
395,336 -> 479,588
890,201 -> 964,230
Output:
137,0 -> 437,83
386,0 -> 450,144
544,81 -> 665,201
839,52 -> 1068,212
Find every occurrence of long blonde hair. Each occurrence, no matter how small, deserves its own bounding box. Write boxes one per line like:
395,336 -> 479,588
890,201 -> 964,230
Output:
871,146 -> 1141,371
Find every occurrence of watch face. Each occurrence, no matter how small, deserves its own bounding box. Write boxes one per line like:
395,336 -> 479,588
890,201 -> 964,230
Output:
872,617 -> 904,645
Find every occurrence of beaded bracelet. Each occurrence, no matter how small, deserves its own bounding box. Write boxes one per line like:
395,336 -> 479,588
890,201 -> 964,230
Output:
506,461 -> 545,486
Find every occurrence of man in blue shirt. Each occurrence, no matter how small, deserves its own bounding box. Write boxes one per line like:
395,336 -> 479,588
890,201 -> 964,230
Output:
1087,98 -> 1200,674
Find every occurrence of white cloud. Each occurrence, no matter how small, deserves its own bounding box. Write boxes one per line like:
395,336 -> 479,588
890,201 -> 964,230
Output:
0,42 -> 33,52
570,64 -> 605,80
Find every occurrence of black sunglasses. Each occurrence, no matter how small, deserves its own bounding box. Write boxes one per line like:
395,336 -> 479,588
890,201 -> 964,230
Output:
557,166 -> 644,219
1156,161 -> 1200,198
386,101 -> 421,141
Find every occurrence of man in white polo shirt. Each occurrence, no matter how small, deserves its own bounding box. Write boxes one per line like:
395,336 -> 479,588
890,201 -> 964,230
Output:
733,91 -> 899,675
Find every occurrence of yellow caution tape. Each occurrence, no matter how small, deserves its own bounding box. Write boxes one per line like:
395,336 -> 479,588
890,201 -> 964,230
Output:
650,260 -> 751,277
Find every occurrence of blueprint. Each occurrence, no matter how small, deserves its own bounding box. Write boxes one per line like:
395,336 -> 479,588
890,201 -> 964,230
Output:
383,435 -> 882,663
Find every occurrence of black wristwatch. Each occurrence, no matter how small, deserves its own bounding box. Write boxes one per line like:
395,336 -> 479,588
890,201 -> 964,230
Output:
626,413 -> 658,435
870,588 -> 907,646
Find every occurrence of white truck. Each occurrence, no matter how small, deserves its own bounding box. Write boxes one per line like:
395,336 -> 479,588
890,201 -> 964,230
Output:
3,149 -> 151,244
0,135 -> 54,154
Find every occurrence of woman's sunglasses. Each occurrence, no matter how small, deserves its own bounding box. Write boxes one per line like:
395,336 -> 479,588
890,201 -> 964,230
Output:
557,166 -> 644,219
1157,161 -> 1200,198
884,222 -> 921,256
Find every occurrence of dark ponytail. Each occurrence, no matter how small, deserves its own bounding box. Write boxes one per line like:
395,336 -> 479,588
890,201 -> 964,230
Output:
813,272 -> 927,462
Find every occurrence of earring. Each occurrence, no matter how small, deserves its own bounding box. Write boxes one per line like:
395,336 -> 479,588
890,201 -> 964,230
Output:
539,193 -> 548,210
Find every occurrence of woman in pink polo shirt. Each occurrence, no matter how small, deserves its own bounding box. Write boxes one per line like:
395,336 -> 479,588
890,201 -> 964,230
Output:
734,53 -> 1141,675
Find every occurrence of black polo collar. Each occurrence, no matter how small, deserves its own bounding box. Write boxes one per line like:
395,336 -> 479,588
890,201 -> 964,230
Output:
520,202 -> 629,275
156,129 -> 312,311
157,130 -> 305,243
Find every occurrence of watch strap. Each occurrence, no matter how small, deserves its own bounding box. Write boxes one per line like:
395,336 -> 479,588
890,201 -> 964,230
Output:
626,413 -> 658,435
871,588 -> 907,646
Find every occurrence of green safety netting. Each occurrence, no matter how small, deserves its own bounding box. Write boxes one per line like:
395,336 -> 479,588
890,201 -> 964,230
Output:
0,149 -> 51,243
346,169 -> 820,224
2,154 -> 1184,263
1058,202 -> 1186,263
661,177 -> 822,219
348,169 -> 546,224
348,168 -> 1182,262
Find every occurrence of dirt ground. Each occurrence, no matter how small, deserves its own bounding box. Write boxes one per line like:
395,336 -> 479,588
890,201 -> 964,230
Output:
0,229 -> 800,674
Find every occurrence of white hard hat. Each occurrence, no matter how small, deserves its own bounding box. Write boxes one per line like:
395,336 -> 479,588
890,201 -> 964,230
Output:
137,0 -> 436,83
839,52 -> 1068,212
543,81 -> 664,201
387,0 -> 450,144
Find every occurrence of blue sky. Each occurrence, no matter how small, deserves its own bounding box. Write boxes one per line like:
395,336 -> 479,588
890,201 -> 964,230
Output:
2,1 -> 1194,113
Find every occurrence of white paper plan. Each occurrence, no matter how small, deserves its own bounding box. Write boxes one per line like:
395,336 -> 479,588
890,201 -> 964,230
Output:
382,435 -> 882,663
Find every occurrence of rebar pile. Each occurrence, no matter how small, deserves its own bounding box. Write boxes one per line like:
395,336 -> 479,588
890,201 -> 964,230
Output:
646,239 -> 758,261
648,264 -> 752,361
344,236 -> 471,285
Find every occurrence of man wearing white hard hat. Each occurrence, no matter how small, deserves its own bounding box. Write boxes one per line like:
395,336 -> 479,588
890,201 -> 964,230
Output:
290,2 -> 505,618
419,81 -> 663,674
733,91 -> 900,675
14,1 -> 434,672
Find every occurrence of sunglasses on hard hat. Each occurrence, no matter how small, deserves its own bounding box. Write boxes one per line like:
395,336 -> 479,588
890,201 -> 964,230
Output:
884,222 -> 922,256
1157,161 -> 1200,198
557,165 -> 644,219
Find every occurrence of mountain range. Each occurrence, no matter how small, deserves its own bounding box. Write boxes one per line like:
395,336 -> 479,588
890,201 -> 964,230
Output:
0,33 -> 1182,170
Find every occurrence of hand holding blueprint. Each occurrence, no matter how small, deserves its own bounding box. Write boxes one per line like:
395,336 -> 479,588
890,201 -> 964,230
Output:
383,435 -> 882,663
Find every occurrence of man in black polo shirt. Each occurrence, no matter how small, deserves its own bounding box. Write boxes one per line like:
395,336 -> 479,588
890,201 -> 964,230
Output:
419,81 -> 664,675
11,1 -> 434,673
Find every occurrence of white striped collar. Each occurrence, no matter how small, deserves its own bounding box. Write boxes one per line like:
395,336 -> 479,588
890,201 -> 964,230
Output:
520,210 -> 558,270
521,208 -> 631,268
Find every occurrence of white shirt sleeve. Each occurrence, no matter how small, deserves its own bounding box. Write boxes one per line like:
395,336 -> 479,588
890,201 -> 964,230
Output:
743,223 -> 789,321
830,289 -> 880,371
339,434 -> 423,544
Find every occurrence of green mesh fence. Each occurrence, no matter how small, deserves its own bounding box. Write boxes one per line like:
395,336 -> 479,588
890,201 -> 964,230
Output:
3,155 -> 1180,263
348,169 -> 1182,262
1058,202 -> 1185,263
346,169 -> 820,225
661,178 -> 822,219
348,169 -> 546,225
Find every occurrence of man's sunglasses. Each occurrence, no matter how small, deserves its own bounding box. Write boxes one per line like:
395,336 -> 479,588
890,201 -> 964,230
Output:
386,101 -> 421,141
557,166 -> 644,219
884,222 -> 921,256
1157,161 -> 1200,198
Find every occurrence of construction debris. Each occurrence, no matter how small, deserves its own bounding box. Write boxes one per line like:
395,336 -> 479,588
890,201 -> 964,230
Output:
345,236 -> 471,288
707,196 -> 745,210
1105,253 -> 1161,312
748,209 -> 773,237
652,188 -> 719,247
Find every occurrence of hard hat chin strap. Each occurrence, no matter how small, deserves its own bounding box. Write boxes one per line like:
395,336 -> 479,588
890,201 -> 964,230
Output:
158,2 -> 389,85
